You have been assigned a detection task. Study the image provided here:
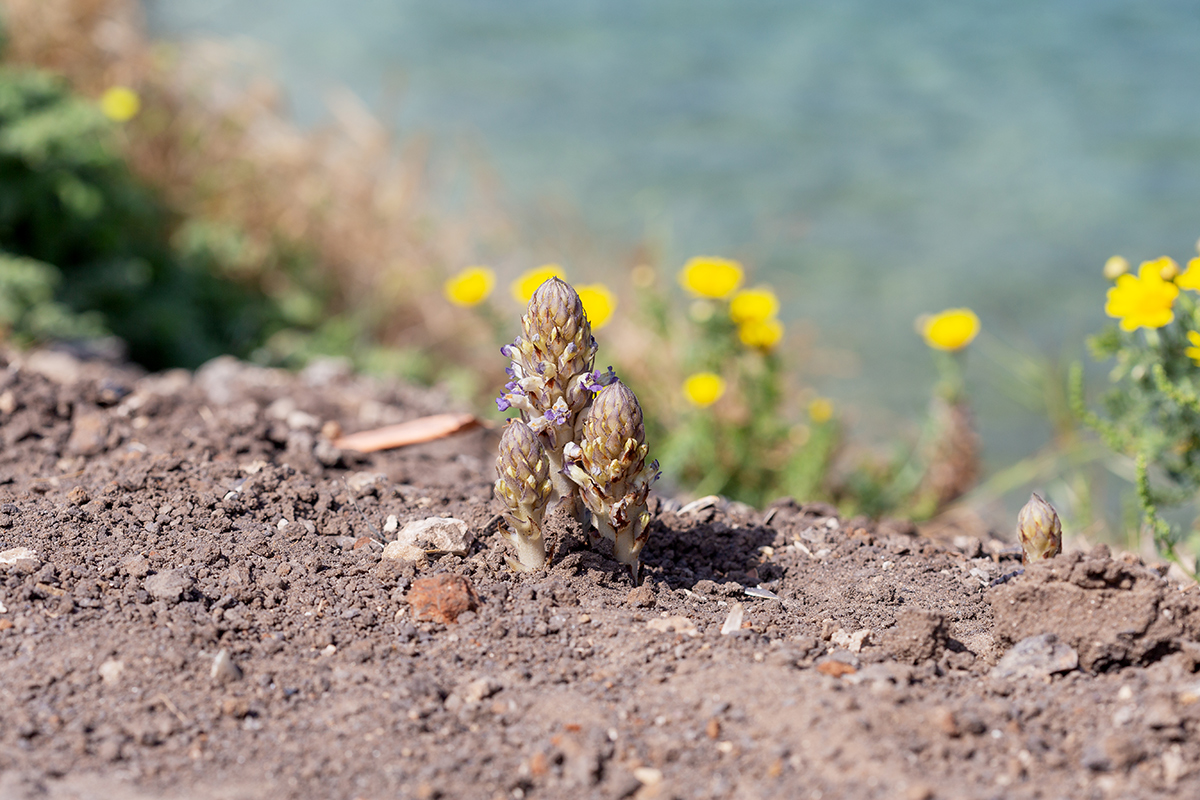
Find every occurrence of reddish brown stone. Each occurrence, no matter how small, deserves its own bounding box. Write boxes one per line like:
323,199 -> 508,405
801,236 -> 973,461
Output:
407,573 -> 479,624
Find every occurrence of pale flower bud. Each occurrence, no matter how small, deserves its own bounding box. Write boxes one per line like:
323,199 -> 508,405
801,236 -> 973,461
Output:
1017,493 -> 1062,565
1103,256 -> 1129,281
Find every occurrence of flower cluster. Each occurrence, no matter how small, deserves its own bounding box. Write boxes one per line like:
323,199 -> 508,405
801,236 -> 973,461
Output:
1078,243 -> 1200,575
494,276 -> 656,576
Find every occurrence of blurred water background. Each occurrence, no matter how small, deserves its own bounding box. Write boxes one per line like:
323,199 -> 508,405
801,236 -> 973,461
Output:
143,0 -> 1200,473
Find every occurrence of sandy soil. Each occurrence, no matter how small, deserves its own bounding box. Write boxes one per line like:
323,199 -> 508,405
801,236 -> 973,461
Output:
1,347 -> 1198,799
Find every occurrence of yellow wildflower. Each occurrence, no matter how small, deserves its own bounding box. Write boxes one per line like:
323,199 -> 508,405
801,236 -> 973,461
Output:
512,264 -> 567,304
738,317 -> 784,350
678,257 -> 744,299
1175,257 -> 1200,291
808,397 -> 834,423
576,284 -> 617,329
729,287 -> 780,324
443,266 -> 495,307
920,308 -> 981,351
1103,256 -> 1129,281
100,86 -> 140,122
1105,261 -> 1178,331
683,372 -> 726,407
1186,331 -> 1200,365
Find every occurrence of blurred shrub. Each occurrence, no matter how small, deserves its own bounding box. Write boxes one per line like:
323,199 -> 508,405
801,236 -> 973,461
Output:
0,64 -> 285,366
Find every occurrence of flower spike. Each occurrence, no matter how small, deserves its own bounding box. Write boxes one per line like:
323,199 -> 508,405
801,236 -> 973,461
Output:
494,420 -> 554,571
563,381 -> 659,582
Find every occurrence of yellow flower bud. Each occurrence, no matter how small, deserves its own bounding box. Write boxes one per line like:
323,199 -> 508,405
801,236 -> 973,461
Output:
678,257 -> 744,299
920,308 -> 980,351
683,372 -> 725,407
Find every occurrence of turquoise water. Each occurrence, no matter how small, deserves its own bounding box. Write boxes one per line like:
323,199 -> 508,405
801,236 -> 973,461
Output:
145,0 -> 1200,467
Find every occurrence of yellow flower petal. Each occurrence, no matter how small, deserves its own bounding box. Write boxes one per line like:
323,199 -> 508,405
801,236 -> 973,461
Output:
511,264 -> 567,304
738,317 -> 784,350
576,284 -> 617,329
678,257 -> 744,299
808,397 -> 834,423
1105,261 -> 1178,331
729,287 -> 780,325
1177,258 -> 1200,292
920,308 -> 981,351
683,372 -> 726,407
443,266 -> 495,307
100,86 -> 140,122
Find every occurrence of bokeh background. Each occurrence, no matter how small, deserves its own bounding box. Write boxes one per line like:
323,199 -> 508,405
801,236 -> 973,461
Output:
143,0 -> 1200,466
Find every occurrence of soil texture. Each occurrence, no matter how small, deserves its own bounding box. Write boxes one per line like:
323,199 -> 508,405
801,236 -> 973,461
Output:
1,348 -> 1199,799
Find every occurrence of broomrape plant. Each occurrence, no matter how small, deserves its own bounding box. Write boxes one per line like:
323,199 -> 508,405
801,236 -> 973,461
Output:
494,276 -> 657,577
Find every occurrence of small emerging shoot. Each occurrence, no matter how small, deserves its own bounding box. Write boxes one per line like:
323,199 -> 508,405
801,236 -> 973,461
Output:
1017,492 -> 1062,565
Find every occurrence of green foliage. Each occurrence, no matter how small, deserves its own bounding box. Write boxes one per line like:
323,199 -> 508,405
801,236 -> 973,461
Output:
0,66 -> 289,368
1079,285 -> 1200,575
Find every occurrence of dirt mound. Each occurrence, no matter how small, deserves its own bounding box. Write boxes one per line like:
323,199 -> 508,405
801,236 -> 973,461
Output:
2,347 -> 1200,799
990,548 -> 1200,672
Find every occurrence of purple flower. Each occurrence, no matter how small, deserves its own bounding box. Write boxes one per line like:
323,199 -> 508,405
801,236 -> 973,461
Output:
504,380 -> 521,394
495,395 -> 512,412
597,366 -> 618,386
545,406 -> 568,426
500,343 -> 516,359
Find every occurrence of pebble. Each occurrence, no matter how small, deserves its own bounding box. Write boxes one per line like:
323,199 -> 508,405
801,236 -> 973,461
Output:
830,628 -> 872,653
0,547 -> 39,569
98,659 -> 125,686
720,603 -> 744,635
211,649 -> 243,683
646,616 -> 700,638
143,569 -> 194,603
381,517 -> 473,562
408,574 -> 480,624
66,409 -> 109,456
991,633 -> 1078,681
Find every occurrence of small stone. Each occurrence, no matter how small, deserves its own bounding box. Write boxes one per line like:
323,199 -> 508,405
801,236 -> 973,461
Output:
144,569 -> 193,603
0,390 -> 15,415
720,603 -> 745,635
706,718 -> 721,739
626,583 -> 656,608
633,767 -> 663,786
646,616 -> 700,637
830,628 -> 872,653
67,409 -> 109,456
816,661 -> 858,678
460,677 -> 502,704
991,633 -> 1078,681
67,486 -> 90,506
382,517 -> 473,562
98,659 -> 125,686
211,648 -> 243,683
0,547 -> 39,570
345,471 -> 386,494
408,574 -> 480,624
121,554 -> 150,578
383,514 -> 399,533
